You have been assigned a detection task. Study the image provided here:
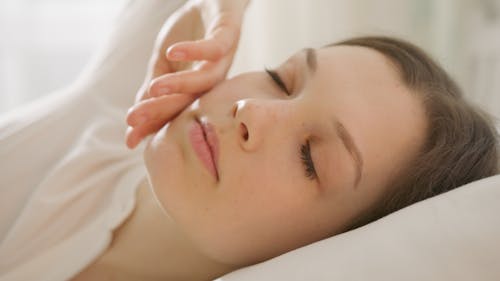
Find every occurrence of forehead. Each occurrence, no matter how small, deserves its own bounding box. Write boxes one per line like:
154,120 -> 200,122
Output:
311,45 -> 426,191
316,45 -> 398,80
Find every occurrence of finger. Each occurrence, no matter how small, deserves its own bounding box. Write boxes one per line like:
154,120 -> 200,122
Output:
127,93 -> 197,127
126,118 -> 170,149
126,121 -> 159,149
126,92 -> 199,147
148,63 -> 224,97
166,23 -> 239,61
126,126 -> 144,149
125,126 -> 136,149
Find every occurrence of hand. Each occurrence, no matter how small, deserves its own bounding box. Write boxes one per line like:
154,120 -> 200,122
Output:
125,0 -> 249,149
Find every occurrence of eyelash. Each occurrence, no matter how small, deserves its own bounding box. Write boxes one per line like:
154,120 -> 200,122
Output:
300,140 -> 318,180
265,68 -> 291,96
264,68 -> 318,181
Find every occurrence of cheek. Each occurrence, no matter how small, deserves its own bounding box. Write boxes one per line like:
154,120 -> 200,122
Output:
192,155 -> 326,266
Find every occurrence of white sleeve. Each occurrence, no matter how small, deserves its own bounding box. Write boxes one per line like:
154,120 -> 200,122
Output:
0,0 -> 186,243
73,0 -> 187,114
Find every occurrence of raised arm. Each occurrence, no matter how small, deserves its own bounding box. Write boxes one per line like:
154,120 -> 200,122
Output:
125,0 -> 250,149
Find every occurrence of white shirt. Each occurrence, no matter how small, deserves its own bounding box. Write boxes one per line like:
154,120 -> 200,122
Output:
0,1 -> 186,279
0,90 -> 146,281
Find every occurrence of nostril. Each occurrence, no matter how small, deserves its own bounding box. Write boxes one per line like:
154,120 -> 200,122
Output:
240,123 -> 249,141
231,103 -> 238,118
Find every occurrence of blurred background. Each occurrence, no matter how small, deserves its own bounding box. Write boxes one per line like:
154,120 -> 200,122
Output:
1,0 -> 499,119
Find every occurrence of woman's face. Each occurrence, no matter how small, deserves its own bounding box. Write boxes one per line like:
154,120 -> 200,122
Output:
144,45 -> 427,266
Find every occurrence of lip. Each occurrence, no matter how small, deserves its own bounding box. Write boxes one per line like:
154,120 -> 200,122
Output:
189,118 -> 219,180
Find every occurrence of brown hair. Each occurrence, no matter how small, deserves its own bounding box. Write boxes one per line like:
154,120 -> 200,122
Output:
330,36 -> 499,231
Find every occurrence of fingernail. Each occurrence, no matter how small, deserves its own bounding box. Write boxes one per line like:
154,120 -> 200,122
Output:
136,114 -> 148,124
170,51 -> 186,60
157,86 -> 172,96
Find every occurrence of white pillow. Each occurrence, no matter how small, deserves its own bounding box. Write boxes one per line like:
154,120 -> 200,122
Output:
218,174 -> 500,281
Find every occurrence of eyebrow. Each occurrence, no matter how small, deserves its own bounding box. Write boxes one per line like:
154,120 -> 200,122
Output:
335,121 -> 364,188
301,48 -> 364,188
304,48 -> 317,73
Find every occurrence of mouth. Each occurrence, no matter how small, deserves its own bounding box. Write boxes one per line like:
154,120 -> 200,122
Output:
188,117 -> 220,180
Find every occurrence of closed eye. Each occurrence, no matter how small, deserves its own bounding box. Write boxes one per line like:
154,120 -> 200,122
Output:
265,68 -> 291,96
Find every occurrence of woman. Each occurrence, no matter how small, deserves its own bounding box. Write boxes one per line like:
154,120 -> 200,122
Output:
0,0 -> 497,280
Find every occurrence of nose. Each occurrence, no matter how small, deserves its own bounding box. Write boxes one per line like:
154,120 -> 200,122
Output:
231,99 -> 280,151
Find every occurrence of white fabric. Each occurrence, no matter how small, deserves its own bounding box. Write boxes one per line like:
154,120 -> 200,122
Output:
0,0 -> 185,280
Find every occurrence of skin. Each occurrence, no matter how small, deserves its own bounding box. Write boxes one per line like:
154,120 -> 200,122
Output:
72,45 -> 427,281
126,0 -> 249,147
144,45 -> 427,268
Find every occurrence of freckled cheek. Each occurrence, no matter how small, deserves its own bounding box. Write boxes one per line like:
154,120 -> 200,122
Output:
225,158 -> 298,203
222,154 -> 276,191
